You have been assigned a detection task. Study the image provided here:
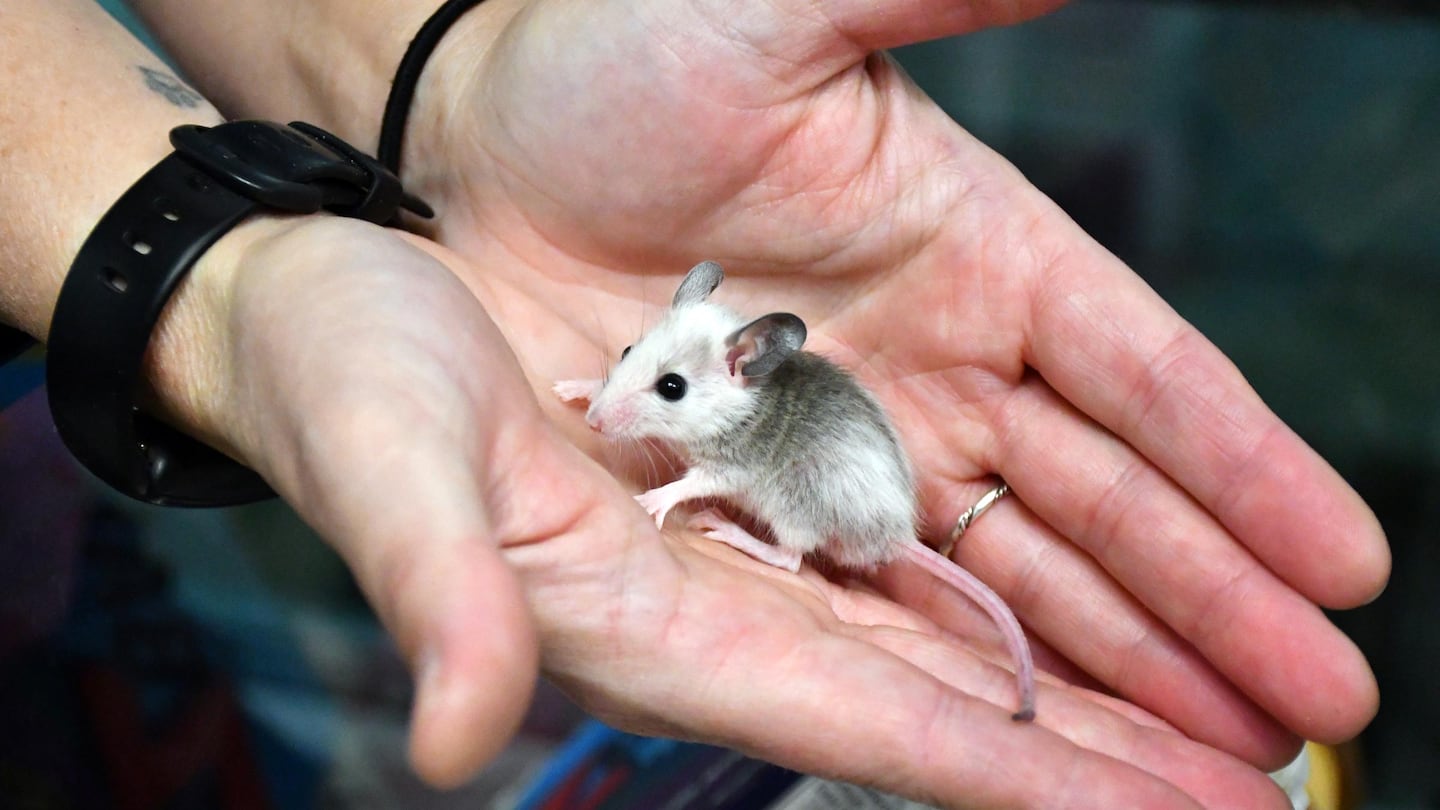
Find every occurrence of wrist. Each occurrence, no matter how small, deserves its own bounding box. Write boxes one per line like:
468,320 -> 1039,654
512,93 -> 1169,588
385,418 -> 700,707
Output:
2,3 -> 233,340
46,118 -> 432,504
140,213 -> 301,462
3,98 -> 224,344
131,0 -> 521,196
300,0 -> 523,205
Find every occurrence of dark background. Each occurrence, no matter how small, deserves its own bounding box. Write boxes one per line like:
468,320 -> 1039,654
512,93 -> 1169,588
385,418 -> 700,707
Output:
1,1 -> 1435,807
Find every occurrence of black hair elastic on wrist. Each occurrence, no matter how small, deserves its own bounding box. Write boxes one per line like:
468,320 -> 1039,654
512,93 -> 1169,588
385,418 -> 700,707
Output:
378,0 -> 488,175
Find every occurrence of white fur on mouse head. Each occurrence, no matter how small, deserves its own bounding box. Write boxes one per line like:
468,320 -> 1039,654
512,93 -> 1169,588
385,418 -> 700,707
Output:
586,262 -> 759,445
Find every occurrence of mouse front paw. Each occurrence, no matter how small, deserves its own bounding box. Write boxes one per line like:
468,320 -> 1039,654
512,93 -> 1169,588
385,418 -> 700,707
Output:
634,489 -> 673,529
553,379 -> 602,403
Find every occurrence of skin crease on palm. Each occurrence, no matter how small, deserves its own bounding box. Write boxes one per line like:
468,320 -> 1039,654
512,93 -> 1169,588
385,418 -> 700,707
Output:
116,0 -> 1389,806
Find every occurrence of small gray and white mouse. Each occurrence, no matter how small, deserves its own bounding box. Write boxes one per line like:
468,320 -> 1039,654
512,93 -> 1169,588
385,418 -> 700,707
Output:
554,260 -> 1037,721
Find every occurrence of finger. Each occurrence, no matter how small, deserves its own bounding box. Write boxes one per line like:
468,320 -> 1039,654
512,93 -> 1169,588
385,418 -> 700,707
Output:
679,0 -> 1066,86
700,632 -> 1269,809
809,0 -> 1067,59
865,548 -> 1087,685
857,625 -> 1290,810
684,526 -> 1120,691
401,526 -> 538,788
1021,231 -> 1388,608
682,519 -> 1096,690
932,480 -> 1300,768
864,562 -> 1150,723
544,544 -> 1265,810
273,419 -> 540,788
982,377 -> 1377,744
211,225 -> 546,785
640,628 -> 1212,808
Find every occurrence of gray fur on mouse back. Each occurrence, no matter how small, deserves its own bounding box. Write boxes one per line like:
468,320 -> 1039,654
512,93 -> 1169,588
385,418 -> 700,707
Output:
690,349 -> 920,569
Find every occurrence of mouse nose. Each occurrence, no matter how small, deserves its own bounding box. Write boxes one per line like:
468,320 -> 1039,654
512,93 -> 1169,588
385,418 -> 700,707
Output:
586,413 -> 605,433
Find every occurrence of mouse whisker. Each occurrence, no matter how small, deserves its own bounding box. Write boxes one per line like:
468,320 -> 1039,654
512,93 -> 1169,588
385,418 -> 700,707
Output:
637,438 -> 663,489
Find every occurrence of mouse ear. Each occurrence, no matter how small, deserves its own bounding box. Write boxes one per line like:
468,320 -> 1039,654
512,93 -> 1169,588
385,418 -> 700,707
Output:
725,313 -> 807,378
672,261 -> 725,307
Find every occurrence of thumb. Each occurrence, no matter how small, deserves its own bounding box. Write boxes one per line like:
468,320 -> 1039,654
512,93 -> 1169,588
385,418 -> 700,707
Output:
834,0 -> 1066,46
281,440 -> 540,789
699,0 -> 1067,82
404,531 -> 537,788
190,220 -> 545,785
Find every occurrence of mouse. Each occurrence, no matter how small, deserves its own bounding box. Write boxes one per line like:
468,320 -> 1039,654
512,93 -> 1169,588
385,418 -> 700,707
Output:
554,260 -> 1037,722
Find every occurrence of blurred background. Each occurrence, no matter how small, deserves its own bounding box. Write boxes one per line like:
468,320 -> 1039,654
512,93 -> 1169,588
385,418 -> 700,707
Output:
1,1 -> 1435,807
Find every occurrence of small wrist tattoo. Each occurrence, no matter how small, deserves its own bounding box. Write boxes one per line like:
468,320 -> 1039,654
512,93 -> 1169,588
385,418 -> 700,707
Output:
137,66 -> 202,109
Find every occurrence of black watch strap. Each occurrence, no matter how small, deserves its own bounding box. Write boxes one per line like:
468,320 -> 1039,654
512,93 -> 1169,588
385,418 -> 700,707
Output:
46,120 -> 432,507
48,151 -> 266,506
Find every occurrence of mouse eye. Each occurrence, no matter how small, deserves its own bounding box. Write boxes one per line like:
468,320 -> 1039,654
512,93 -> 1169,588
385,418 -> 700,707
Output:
621,345 -> 632,359
655,373 -> 687,402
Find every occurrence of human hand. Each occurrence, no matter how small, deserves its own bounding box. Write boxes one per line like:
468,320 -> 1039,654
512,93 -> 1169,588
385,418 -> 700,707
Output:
142,215 -> 560,784
370,0 -> 1387,797
121,0 -> 1386,803
155,214 -> 1286,808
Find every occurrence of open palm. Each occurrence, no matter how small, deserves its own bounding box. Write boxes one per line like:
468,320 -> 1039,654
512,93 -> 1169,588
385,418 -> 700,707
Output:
365,0 -> 1389,800
145,0 -> 1389,805
205,216 -> 1277,808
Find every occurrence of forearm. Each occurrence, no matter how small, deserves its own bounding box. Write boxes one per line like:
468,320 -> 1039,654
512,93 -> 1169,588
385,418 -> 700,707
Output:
0,0 -> 224,340
124,0 -> 519,177
0,0 -> 306,455
121,0 -> 418,147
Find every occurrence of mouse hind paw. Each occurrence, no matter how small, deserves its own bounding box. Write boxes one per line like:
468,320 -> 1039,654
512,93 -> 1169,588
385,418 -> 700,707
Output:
688,509 -> 803,573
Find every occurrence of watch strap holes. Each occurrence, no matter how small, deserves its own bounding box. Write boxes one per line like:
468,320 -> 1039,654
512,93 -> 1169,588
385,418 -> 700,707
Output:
102,268 -> 129,294
123,231 -> 153,256
153,197 -> 181,222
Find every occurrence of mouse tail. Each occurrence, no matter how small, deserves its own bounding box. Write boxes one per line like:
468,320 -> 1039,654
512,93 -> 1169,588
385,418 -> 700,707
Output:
900,541 -> 1037,722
